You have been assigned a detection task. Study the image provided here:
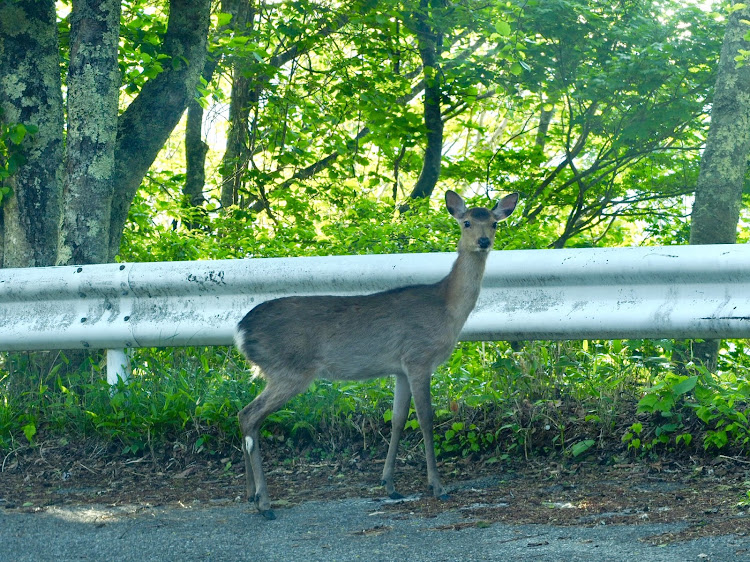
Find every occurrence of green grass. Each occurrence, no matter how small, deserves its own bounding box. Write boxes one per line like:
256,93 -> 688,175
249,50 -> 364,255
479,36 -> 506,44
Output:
1,339 -> 749,463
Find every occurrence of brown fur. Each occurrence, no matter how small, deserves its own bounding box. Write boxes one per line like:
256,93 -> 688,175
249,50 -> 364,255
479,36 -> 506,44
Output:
234,190 -> 519,519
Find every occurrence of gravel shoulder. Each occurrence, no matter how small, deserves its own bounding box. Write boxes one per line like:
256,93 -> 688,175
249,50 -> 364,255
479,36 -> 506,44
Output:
2,494 -> 750,561
2,443 -> 750,561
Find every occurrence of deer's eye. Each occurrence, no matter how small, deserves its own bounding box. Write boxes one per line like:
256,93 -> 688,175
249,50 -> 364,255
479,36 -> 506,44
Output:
464,220 -> 471,228
492,222 -> 498,229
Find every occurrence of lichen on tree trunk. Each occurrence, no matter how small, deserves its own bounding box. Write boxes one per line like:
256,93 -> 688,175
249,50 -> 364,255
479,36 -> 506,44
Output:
58,0 -> 121,266
0,0 -> 64,268
690,6 -> 750,248
688,4 -> 750,371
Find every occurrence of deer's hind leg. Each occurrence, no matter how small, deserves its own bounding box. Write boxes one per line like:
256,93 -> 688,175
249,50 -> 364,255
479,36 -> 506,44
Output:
408,368 -> 448,500
239,372 -> 312,519
381,373 -> 411,499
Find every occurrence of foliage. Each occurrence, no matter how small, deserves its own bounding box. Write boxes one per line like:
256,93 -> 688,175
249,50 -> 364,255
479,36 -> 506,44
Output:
119,169 -> 532,264
3,334 -> 749,462
0,109 -> 37,206
171,0 -> 725,250
2,0 -> 750,467
622,349 -> 750,454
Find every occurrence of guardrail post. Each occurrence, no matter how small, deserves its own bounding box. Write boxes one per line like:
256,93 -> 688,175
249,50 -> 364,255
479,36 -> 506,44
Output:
106,349 -> 131,385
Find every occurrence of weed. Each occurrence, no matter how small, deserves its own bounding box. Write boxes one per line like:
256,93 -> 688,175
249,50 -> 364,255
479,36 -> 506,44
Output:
1,338 -> 749,462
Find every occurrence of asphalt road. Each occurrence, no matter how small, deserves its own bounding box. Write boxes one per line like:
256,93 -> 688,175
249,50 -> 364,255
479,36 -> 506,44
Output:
2,495 -> 749,562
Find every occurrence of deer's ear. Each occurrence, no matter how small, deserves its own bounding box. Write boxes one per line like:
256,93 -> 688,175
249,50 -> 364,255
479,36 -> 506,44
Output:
445,190 -> 467,218
491,193 -> 519,221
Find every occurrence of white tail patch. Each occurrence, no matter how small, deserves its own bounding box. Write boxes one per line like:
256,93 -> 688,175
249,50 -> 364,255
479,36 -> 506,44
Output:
233,329 -> 246,353
245,436 -> 254,453
234,329 -> 263,380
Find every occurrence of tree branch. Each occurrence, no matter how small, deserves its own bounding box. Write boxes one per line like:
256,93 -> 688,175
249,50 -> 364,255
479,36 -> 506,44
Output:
109,0 -> 211,260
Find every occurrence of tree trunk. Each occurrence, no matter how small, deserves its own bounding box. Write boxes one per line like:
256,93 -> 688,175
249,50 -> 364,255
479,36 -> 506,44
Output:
108,0 -> 211,260
0,0 -> 64,268
58,0 -> 121,266
185,97 -> 208,208
220,0 -> 254,209
408,0 -> 444,201
690,6 -> 750,247
688,4 -> 750,370
184,55 -> 220,219
220,73 -> 252,209
535,105 -> 555,152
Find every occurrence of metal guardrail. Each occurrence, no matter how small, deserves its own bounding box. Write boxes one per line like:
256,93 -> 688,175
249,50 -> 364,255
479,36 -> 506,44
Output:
2,244 -> 750,382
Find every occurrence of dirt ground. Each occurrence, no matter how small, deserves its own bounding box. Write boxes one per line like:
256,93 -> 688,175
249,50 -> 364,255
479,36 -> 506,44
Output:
2,439 -> 749,547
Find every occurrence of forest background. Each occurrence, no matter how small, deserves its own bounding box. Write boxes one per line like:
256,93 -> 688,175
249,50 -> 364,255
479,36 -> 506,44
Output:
1,0 -> 750,484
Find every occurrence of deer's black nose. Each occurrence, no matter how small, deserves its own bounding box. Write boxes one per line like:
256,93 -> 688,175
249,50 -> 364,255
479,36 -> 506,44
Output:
478,237 -> 491,249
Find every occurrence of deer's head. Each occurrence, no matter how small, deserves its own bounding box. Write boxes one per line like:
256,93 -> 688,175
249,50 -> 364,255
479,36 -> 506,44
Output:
445,190 -> 519,253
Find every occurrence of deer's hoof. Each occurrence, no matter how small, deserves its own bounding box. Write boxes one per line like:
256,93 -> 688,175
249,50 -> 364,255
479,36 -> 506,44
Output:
438,493 -> 450,501
259,508 -> 276,520
388,491 -> 405,500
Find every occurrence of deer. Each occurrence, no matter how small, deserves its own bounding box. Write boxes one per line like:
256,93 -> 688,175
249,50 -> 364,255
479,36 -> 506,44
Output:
234,189 -> 519,519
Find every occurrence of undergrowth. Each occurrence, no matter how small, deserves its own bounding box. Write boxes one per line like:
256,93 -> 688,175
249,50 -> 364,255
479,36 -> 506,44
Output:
2,339 -> 749,465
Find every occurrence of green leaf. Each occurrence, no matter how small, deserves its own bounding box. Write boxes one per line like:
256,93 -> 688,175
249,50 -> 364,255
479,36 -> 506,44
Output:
570,439 -> 595,457
23,423 -> 36,443
672,376 -> 698,396
656,423 -> 679,435
495,21 -> 511,37
216,12 -> 233,27
676,433 -> 693,447
8,124 -> 27,145
636,394 -> 659,412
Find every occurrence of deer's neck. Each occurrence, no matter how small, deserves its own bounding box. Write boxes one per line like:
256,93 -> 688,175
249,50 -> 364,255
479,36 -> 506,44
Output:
441,250 -> 489,325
